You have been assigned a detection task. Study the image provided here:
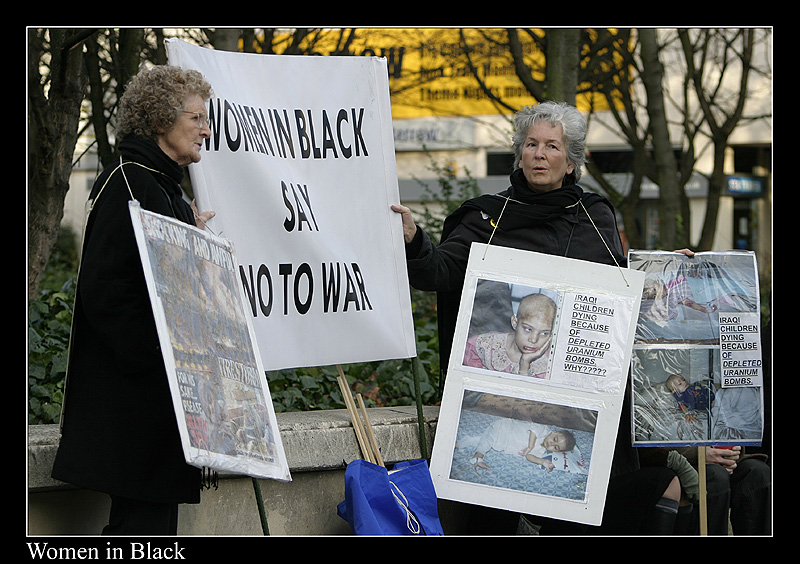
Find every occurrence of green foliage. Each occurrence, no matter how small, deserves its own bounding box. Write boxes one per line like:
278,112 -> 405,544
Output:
412,156 -> 481,243
266,301 -> 441,412
28,275 -> 75,424
29,226 -> 79,424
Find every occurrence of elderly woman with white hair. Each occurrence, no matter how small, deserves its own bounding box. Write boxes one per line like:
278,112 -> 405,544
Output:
392,101 -> 687,535
392,101 -> 623,376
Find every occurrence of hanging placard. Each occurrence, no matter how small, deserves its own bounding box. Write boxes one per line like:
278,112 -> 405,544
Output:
130,202 -> 290,481
430,243 -> 644,526
628,250 -> 764,447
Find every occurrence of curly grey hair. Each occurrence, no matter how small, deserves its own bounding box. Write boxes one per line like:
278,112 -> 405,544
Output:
116,65 -> 212,141
511,101 -> 587,184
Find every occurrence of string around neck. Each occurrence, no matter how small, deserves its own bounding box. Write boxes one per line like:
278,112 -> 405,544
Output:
480,192 -> 630,288
482,194 -> 511,260
579,199 -> 629,287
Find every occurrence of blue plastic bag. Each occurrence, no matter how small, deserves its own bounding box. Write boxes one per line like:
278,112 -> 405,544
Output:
337,458 -> 444,535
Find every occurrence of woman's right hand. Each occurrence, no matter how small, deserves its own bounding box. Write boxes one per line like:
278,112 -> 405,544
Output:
391,204 -> 418,244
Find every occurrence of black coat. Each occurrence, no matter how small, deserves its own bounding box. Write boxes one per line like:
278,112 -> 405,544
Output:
406,168 -> 626,374
51,136 -> 202,504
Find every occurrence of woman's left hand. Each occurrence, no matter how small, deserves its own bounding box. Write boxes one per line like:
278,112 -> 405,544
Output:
192,200 -> 216,230
391,204 -> 418,244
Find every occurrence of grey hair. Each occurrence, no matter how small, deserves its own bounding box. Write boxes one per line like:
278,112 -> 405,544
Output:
116,65 -> 212,141
511,101 -> 587,184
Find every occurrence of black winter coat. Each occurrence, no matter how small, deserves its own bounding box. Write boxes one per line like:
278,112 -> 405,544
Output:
51,135 -> 202,504
406,168 -> 625,372
405,168 -> 639,479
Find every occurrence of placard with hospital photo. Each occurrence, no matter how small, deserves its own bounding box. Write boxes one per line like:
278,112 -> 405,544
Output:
628,250 -> 760,345
460,278 -> 561,381
631,347 -> 763,447
430,379 -> 619,525
628,249 -> 764,447
430,244 -> 644,525
449,389 -> 597,501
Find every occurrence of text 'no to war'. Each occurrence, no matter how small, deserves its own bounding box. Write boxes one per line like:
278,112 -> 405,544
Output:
240,261 -> 373,318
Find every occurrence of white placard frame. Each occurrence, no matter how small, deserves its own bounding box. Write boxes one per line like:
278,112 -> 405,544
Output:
430,243 -> 644,526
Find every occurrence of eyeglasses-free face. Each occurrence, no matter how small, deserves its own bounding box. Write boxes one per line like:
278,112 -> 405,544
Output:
519,121 -> 575,193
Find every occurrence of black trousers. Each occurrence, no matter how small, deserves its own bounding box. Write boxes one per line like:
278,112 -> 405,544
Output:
703,458 -> 771,535
102,496 -> 179,535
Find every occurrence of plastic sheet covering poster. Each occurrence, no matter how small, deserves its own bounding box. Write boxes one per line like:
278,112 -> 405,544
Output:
130,202 -> 291,481
430,243 -> 644,526
628,250 -> 764,447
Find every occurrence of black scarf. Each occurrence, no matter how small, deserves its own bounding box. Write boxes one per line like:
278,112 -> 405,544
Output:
441,168 -> 607,240
118,135 -> 195,226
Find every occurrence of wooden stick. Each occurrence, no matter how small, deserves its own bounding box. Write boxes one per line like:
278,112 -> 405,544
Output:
698,446 -> 707,536
338,374 -> 373,464
357,393 -> 384,467
336,365 -> 375,465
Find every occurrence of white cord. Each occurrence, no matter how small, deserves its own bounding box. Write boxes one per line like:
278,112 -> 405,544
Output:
389,481 -> 421,534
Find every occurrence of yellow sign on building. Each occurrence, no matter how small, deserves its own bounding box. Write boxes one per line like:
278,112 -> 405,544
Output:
285,28 -> 618,119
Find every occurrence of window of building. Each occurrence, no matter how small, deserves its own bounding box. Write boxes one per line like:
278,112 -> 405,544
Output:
588,150 -> 634,173
732,145 -> 771,175
487,152 -> 515,176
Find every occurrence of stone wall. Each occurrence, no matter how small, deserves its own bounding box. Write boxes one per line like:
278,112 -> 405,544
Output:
28,406 -> 453,536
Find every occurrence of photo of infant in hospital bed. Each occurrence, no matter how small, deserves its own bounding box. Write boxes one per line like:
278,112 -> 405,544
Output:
632,348 -> 763,445
630,251 -> 759,345
450,390 -> 597,502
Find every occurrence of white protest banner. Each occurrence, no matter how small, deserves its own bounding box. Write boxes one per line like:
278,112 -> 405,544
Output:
430,243 -> 644,526
166,39 -> 415,371
130,202 -> 290,481
628,250 -> 764,447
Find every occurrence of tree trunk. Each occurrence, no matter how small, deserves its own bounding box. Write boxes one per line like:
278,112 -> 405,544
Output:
28,29 -> 91,300
638,29 -> 682,250
545,29 -> 580,105
681,29 -> 755,251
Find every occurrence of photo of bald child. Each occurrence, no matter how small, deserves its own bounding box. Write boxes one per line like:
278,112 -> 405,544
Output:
462,279 -> 561,380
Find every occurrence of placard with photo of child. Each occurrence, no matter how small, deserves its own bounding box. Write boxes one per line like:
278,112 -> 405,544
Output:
430,244 -> 644,526
460,276 -> 636,395
450,389 -> 597,502
631,347 -> 763,446
628,250 -> 764,448
461,279 -> 560,381
629,250 -> 760,345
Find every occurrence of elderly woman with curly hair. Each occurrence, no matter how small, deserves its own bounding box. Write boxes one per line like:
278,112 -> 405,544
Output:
52,65 -> 215,535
